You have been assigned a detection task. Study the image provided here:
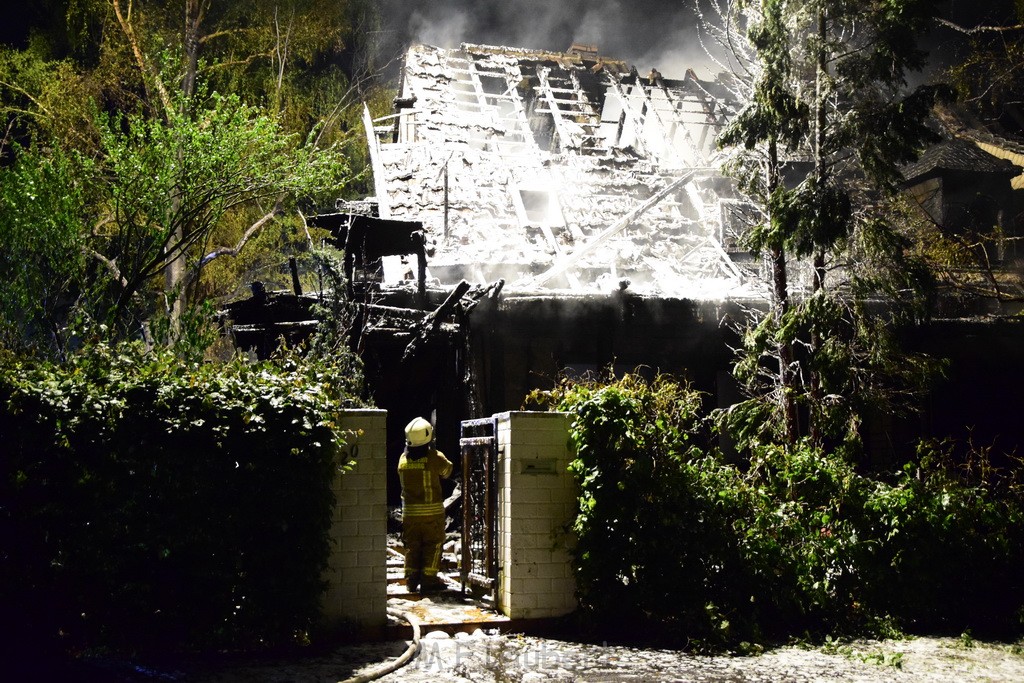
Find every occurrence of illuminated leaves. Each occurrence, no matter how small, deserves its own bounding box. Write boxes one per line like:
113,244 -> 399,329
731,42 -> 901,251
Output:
0,144 -> 97,352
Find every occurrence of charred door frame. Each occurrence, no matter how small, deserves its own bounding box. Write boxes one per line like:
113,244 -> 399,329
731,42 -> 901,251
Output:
305,211 -> 427,306
459,417 -> 499,598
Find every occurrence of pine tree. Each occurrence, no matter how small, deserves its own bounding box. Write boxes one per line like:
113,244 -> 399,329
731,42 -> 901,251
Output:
714,0 -> 948,450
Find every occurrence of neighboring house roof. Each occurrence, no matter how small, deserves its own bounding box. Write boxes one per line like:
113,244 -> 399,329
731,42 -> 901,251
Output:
363,42 -> 759,300
972,141 -> 1024,189
928,105 -> 1024,189
903,137 -> 1019,184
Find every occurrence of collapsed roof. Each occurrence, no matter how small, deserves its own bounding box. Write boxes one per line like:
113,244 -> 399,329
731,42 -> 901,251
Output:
363,42 -> 759,300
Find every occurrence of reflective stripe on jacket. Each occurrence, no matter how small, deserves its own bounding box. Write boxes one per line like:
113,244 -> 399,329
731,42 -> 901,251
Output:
398,448 -> 453,518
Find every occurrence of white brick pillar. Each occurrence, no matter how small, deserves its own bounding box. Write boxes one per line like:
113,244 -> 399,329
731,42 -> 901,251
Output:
322,409 -> 388,629
496,411 -> 577,619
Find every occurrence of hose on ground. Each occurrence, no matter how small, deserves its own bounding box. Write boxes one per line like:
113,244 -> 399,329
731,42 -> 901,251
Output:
337,607 -> 422,683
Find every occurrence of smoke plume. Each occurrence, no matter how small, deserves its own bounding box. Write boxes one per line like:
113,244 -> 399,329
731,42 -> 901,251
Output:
378,0 -> 715,77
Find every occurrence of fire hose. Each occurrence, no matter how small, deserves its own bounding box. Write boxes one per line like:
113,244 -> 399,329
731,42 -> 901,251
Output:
337,607 -> 422,683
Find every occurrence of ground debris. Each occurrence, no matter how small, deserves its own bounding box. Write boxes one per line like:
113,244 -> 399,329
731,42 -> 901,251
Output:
162,635 -> 1024,682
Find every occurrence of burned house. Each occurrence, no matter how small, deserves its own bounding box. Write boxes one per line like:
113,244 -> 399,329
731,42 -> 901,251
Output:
226,43 -> 1024,479
367,42 -> 752,296
227,43 -> 757,495
904,136 -> 1022,272
895,113 -> 1024,460
358,43 -> 758,457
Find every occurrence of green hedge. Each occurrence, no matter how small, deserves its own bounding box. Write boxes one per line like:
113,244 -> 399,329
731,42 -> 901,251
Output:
540,372 -> 1024,648
0,343 -> 355,653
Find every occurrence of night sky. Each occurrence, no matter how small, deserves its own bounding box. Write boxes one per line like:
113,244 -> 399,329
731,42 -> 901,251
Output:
0,4 -> 37,47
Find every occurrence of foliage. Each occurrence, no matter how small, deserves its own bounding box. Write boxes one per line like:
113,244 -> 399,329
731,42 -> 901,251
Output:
0,143 -> 94,354
721,292 -> 944,451
861,441 -> 1024,633
0,45 -> 102,153
302,246 -> 367,401
0,341 -> 359,653
0,86 -> 349,356
823,638 -> 906,669
0,0 -> 394,355
712,0 -> 948,449
538,372 -> 1024,649
945,4 -> 1024,132
94,86 -> 348,324
535,371 -> 738,643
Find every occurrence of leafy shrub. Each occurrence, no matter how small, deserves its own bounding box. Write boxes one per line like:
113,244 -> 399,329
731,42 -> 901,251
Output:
0,342 -> 358,654
538,372 -> 757,644
539,371 -> 1024,648
861,442 -> 1024,634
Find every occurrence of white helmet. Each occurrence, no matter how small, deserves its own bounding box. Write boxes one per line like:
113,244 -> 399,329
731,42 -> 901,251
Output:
405,417 -> 434,446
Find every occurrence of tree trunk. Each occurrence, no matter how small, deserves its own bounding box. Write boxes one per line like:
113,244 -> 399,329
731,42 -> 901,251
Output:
182,0 -> 206,99
166,0 -> 208,332
112,0 -> 173,115
768,137 -> 799,444
809,6 -> 829,446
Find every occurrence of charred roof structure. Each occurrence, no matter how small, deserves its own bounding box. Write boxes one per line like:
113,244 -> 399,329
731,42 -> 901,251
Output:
363,42 -> 754,298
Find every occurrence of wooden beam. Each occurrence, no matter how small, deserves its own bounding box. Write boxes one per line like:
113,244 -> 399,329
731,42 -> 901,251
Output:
363,103 -> 392,218
403,280 -> 472,361
515,173 -> 696,288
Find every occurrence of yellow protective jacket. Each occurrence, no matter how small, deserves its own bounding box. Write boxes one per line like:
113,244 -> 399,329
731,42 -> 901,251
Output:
398,447 -> 454,518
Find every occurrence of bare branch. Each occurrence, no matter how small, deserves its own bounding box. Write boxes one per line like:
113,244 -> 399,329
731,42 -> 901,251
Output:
935,17 -> 1024,34
0,119 -> 13,156
201,53 -> 275,71
273,6 -> 293,113
0,79 -> 56,119
297,208 -> 314,247
198,197 -> 284,268
198,27 -> 257,43
91,213 -> 115,236
87,248 -> 128,288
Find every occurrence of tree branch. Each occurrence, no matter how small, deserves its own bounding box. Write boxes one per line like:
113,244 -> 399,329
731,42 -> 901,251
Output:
198,198 -> 284,268
111,0 -> 173,114
91,213 -> 115,236
198,27 -> 257,44
87,248 -> 128,288
935,17 -> 1024,34
273,6 -> 292,114
202,53 -> 275,71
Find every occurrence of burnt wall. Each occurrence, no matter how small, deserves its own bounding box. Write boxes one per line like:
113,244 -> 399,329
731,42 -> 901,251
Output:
470,293 -> 741,413
471,295 -> 1024,468
913,318 -> 1024,462
835,317 -> 1024,468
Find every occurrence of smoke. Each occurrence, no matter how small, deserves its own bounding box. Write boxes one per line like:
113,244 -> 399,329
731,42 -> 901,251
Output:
378,0 -> 717,77
376,0 -> 1024,85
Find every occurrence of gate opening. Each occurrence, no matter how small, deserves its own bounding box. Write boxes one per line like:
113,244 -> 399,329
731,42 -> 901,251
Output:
459,417 -> 499,601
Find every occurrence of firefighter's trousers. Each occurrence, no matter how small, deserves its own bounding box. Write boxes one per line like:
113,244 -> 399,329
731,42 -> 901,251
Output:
402,513 -> 445,585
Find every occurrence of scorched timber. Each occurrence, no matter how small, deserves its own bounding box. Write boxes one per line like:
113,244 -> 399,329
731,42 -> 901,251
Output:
402,280 -> 472,361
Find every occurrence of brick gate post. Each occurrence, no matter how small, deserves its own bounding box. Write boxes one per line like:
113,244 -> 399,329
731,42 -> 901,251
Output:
495,411 -> 577,619
322,409 -> 388,630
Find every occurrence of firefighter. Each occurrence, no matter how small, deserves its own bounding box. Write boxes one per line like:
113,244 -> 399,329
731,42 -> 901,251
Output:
398,416 -> 453,593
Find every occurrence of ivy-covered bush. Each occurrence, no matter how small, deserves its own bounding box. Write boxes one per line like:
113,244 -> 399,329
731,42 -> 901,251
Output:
538,372 -> 1024,648
861,443 -> 1024,634
0,342 -> 358,653
536,373 -> 758,644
